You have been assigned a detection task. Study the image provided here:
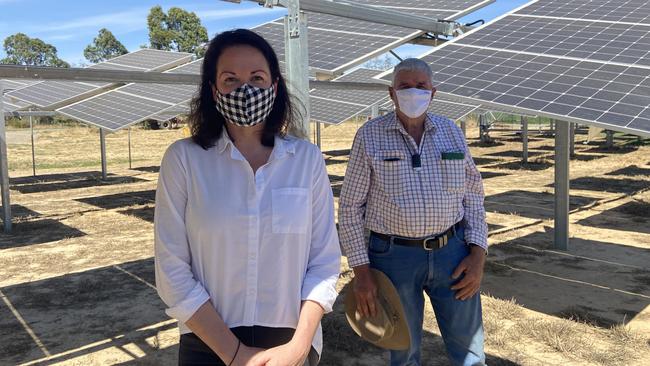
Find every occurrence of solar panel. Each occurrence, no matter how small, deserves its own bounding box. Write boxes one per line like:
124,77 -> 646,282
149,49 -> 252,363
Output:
150,102 -> 191,122
252,1 -> 492,74
7,49 -> 193,109
1,79 -> 39,91
309,68 -> 391,125
390,0 -> 650,136
57,91 -> 172,131
57,59 -> 202,132
2,95 -> 29,112
517,0 -> 650,25
459,16 -> 650,67
310,95 -> 371,125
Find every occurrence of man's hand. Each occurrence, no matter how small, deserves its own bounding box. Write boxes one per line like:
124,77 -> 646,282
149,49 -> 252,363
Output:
450,245 -> 486,300
248,340 -> 310,366
352,264 -> 378,318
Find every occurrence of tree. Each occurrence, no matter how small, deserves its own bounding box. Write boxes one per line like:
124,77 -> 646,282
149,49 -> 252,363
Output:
83,28 -> 128,63
1,33 -> 69,67
147,6 -> 208,57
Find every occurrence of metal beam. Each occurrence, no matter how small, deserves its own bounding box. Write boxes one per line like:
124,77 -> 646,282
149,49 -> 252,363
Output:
569,122 -> 576,157
521,115 -> 528,163
284,4 -> 311,137
100,129 -> 107,180
554,120 -> 570,250
30,115 -> 36,176
252,0 -> 462,35
0,65 -> 198,84
0,81 -> 12,233
1,65 -> 388,93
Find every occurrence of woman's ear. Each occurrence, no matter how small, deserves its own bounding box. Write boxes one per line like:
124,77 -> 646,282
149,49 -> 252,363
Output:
273,79 -> 279,97
211,83 -> 218,101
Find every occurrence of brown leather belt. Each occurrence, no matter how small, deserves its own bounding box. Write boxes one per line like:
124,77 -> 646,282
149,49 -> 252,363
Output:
371,223 -> 460,251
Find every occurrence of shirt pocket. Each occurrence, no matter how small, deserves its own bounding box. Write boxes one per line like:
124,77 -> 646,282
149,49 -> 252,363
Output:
271,187 -> 310,234
372,150 -> 407,197
441,159 -> 466,193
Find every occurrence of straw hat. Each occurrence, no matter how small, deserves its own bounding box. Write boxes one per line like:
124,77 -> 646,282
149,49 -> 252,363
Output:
345,269 -> 410,350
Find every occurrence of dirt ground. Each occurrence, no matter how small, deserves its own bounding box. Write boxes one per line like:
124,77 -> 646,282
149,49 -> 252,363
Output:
0,119 -> 649,365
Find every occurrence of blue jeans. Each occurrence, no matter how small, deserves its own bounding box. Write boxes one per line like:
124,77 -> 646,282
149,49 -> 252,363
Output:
368,226 -> 485,366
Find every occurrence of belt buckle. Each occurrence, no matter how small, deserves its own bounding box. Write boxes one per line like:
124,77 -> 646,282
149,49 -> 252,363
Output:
423,237 -> 437,251
423,234 -> 448,251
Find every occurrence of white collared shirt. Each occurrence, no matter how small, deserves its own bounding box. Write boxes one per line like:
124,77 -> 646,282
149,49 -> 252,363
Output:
154,133 -> 341,355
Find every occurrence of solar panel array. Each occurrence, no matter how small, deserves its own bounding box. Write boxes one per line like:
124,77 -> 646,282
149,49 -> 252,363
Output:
310,68 -> 389,125
310,68 -> 481,125
402,0 -> 650,136
56,59 -> 202,131
7,49 -> 193,110
253,0 -> 492,74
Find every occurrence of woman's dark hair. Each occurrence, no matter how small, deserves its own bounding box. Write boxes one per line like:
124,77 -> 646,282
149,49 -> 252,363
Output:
189,29 -> 302,149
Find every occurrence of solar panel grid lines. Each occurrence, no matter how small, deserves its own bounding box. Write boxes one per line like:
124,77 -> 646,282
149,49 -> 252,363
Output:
391,0 -> 650,136
310,95 -> 373,125
517,0 -> 650,25
422,44 -> 650,134
56,90 -> 173,131
6,49 -> 195,109
459,15 -> 650,68
251,1 -> 492,74
55,59 -> 203,131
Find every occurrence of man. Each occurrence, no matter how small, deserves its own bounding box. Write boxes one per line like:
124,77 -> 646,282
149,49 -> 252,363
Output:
339,58 -> 488,366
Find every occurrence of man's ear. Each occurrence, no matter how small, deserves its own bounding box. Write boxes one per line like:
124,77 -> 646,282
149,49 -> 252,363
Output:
389,86 -> 396,103
431,87 -> 437,100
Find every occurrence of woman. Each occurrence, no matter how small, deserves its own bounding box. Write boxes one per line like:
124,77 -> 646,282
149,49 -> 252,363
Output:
154,29 -> 341,366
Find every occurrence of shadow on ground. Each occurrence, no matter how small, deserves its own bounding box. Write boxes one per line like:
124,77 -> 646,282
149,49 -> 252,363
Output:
0,258 -> 171,365
11,172 -> 148,194
485,190 -> 598,220
484,229 -> 650,328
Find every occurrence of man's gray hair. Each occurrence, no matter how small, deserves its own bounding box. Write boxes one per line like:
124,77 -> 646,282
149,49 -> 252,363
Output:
392,58 -> 434,86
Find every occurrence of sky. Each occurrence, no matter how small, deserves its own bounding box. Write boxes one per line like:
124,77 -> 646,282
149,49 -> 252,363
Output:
0,0 -> 530,66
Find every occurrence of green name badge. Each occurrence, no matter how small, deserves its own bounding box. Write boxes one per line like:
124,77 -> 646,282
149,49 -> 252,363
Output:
441,151 -> 465,160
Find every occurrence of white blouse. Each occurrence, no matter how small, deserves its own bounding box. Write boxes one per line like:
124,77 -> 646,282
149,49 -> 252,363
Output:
154,133 -> 341,355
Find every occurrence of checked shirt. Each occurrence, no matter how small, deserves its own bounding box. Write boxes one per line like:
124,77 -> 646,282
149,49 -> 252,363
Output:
338,112 -> 488,268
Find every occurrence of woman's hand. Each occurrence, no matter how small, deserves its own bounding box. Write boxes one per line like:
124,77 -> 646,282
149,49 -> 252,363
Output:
247,339 -> 310,366
231,344 -> 265,366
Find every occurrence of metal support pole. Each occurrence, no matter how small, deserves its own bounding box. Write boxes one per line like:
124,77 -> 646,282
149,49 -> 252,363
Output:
605,130 -> 614,148
30,115 -> 36,176
521,115 -> 528,163
460,118 -> 467,137
569,123 -> 576,157
284,2 -> 310,138
479,114 -> 488,143
315,122 -> 321,149
100,128 -> 107,180
554,120 -> 569,250
0,81 -> 12,233
128,127 -> 132,170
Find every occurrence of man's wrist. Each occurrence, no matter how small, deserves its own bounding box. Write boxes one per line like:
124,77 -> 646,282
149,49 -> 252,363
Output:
468,243 -> 487,255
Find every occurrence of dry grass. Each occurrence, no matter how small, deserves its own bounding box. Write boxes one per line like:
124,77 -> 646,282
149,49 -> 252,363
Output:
2,123 -> 650,365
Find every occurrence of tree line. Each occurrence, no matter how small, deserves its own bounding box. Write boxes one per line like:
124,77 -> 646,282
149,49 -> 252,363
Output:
0,6 -> 209,67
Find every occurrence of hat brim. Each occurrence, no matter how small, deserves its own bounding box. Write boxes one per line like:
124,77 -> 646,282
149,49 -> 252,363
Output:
345,269 -> 411,350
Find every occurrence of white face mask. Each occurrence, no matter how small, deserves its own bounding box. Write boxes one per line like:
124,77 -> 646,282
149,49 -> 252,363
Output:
395,88 -> 432,118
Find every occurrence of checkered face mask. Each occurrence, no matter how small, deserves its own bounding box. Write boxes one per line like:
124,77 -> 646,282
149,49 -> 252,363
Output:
215,83 -> 276,127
